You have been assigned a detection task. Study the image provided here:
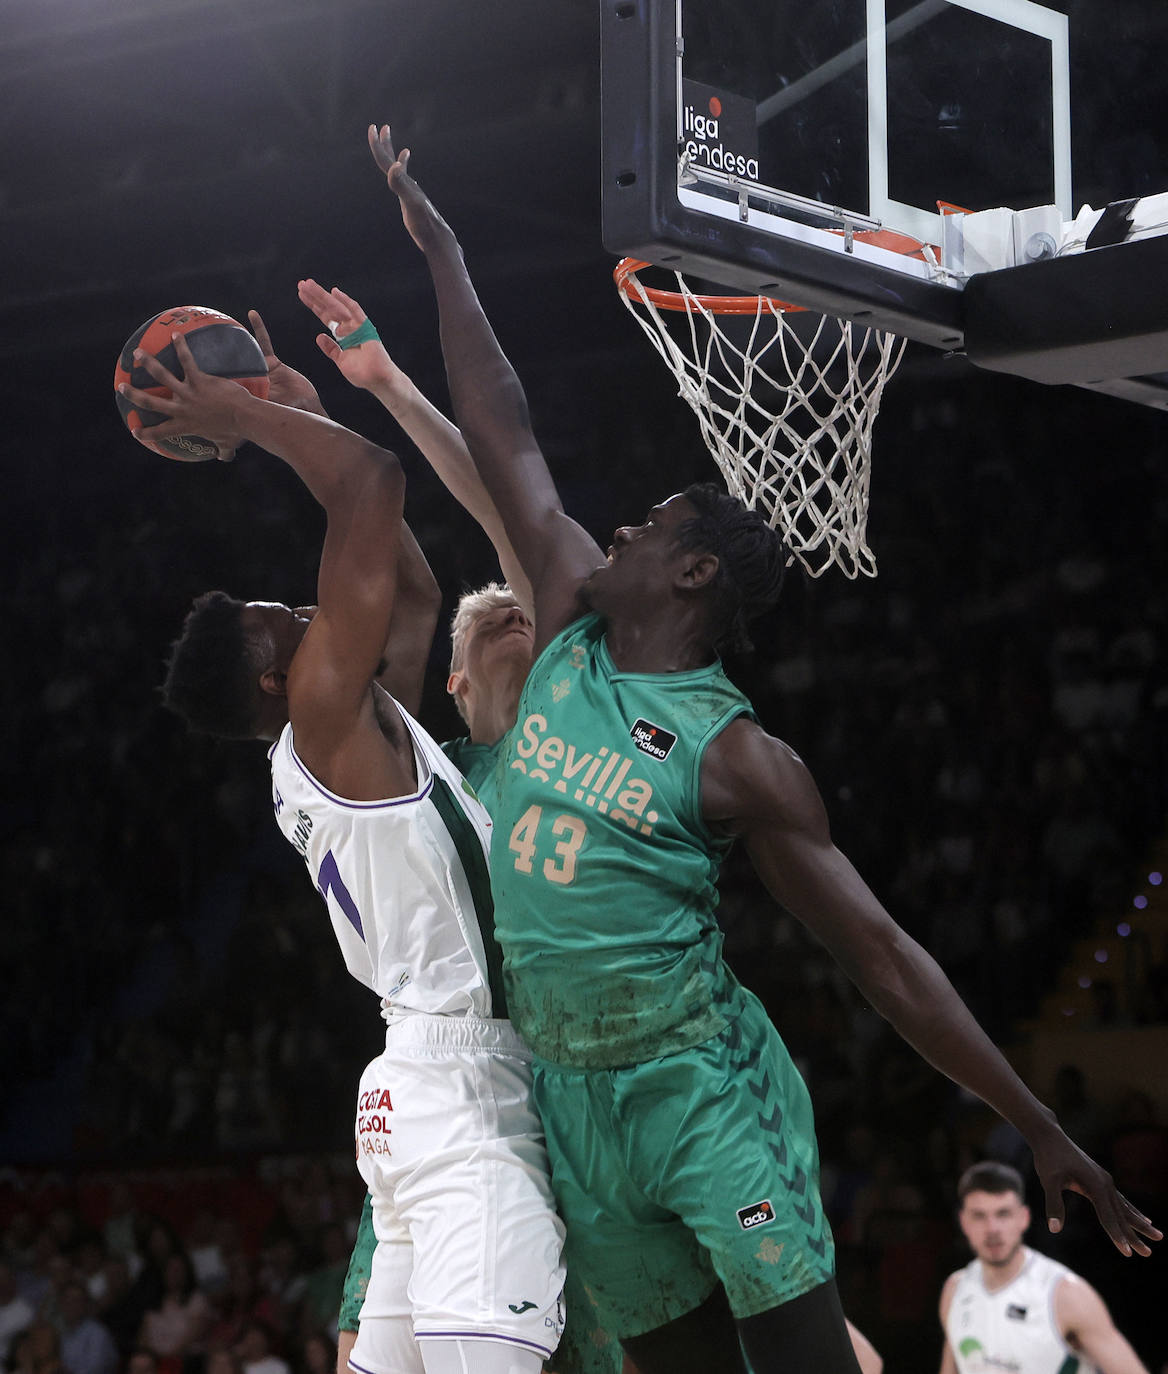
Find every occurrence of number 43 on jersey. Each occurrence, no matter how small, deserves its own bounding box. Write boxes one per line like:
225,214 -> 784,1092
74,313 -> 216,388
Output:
509,805 -> 588,885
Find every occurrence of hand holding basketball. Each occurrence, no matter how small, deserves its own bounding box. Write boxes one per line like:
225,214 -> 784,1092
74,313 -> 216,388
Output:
247,309 -> 327,418
367,124 -> 451,252
113,305 -> 269,461
118,334 -> 253,462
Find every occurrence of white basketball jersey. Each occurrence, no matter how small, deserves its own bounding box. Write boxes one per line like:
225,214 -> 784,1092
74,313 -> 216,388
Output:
269,699 -> 505,1017
946,1247 -> 1100,1374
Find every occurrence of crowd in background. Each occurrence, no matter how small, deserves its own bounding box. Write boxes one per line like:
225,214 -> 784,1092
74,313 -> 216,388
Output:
0,1161 -> 360,1374
3,334 -> 1168,1372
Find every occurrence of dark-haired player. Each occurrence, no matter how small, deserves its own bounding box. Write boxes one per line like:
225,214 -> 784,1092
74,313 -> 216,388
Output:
940,1162 -> 1150,1374
120,333 -> 567,1374
368,123 -> 1160,1374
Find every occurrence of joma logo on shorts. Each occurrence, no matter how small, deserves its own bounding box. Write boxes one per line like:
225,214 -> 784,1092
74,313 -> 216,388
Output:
737,1199 -> 776,1230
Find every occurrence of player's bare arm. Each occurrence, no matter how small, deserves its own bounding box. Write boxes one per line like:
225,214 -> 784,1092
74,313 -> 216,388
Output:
122,333 -> 414,801
701,715 -> 1162,1258
248,307 -> 441,715
1054,1274 -> 1151,1373
369,123 -> 602,650
296,276 -> 534,616
937,1273 -> 960,1374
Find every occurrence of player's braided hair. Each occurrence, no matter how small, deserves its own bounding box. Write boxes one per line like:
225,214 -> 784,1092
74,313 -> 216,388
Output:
162,591 -> 267,739
673,482 -> 789,653
956,1161 -> 1026,1203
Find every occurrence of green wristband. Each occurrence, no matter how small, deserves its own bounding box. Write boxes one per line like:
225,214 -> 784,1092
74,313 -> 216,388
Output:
337,318 -> 381,350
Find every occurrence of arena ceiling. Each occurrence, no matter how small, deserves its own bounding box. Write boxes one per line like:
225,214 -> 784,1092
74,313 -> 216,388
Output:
1,0 -> 603,363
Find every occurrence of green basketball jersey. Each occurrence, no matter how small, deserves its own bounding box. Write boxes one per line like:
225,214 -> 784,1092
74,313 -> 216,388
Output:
441,734 -> 506,814
491,614 -> 756,1068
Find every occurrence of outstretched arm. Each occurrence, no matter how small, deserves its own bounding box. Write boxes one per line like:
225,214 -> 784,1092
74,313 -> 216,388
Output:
294,278 -> 533,618
368,125 -> 603,652
248,308 -> 440,716
702,717 -> 1163,1258
1056,1276 -> 1151,1374
121,334 -> 412,800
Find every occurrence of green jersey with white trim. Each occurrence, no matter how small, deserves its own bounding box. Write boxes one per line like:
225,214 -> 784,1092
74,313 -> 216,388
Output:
491,614 -> 755,1068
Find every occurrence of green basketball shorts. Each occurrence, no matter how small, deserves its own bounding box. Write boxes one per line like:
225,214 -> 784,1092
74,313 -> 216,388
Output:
339,1192 -> 375,1333
531,990 -> 835,1339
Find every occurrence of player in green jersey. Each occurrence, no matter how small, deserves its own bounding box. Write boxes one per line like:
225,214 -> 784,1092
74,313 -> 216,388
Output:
368,123 -> 1161,1374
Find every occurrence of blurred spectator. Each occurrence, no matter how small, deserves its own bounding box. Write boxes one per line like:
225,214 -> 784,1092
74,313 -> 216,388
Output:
292,1333 -> 334,1374
207,1259 -> 267,1353
203,1349 -> 242,1374
94,1259 -> 140,1358
185,1217 -> 229,1300
101,1188 -> 141,1271
1051,1064 -> 1107,1160
138,1256 -> 209,1362
9,1321 -> 65,1374
235,1322 -> 289,1374
297,1227 -> 349,1340
56,1281 -> 119,1374
124,1349 -> 158,1374
1108,1090 -> 1168,1208
0,1262 -> 34,1366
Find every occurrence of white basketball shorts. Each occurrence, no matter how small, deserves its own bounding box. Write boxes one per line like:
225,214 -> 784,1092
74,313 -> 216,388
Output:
349,1012 -> 565,1374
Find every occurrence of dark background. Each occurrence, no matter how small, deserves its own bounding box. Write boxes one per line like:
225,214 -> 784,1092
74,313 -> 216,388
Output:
2,3 -> 1167,1372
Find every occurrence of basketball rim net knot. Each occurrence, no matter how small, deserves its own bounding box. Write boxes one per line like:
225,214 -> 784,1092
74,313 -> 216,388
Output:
614,259 -> 907,579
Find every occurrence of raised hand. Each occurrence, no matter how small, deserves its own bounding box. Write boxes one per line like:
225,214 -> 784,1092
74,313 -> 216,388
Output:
296,279 -> 404,397
247,309 -> 327,417
117,333 -> 252,462
367,123 -> 452,253
1033,1129 -> 1161,1257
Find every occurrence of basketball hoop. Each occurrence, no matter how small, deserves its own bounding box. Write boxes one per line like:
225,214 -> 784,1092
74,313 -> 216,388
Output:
613,257 -> 910,579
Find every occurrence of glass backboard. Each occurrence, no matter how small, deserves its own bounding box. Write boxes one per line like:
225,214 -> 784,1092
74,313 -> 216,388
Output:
601,0 -> 1168,403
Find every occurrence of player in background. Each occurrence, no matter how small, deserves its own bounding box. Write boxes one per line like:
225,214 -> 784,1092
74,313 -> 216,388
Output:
122,333 -> 566,1374
939,1161 -> 1150,1374
367,122 -> 1160,1374
297,281 -> 883,1374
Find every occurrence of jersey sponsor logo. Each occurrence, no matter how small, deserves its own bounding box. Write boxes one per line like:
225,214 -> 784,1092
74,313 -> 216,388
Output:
737,1199 -> 776,1230
511,713 -> 661,836
954,1337 -> 1023,1372
357,1085 -> 393,1157
1006,1304 -> 1028,1321
630,718 -> 677,761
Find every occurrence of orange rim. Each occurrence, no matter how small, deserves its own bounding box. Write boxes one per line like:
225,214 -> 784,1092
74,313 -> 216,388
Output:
614,226 -> 937,315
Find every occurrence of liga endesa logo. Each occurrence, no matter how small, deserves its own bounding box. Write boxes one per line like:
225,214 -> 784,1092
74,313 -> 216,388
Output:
629,718 -> 677,761
736,1199 -> 776,1230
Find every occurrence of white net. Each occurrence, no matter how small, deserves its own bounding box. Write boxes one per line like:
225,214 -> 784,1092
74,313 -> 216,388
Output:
616,263 -> 907,579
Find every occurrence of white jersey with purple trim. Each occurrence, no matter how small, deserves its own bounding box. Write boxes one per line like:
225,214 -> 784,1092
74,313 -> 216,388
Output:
945,1247 -> 1101,1374
268,697 -> 505,1017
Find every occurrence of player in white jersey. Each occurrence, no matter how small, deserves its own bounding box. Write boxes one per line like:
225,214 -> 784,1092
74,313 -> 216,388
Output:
939,1163 -> 1150,1374
126,323 -> 565,1374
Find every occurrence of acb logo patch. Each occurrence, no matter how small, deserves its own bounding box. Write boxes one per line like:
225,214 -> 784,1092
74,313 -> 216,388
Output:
736,1199 -> 776,1230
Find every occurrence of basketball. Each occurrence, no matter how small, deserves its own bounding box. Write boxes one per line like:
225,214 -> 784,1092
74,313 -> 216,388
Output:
113,306 -> 269,461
